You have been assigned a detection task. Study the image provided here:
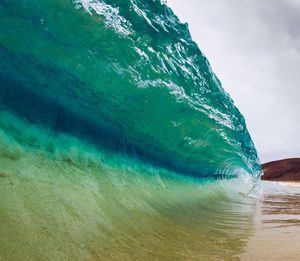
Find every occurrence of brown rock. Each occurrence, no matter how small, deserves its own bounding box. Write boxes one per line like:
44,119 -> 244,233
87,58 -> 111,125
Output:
261,158 -> 300,182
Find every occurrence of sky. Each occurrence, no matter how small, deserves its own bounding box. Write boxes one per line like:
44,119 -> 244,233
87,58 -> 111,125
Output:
167,0 -> 300,163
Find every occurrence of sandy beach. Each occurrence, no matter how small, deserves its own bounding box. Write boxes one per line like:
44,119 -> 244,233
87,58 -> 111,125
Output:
241,181 -> 300,260
264,181 -> 300,187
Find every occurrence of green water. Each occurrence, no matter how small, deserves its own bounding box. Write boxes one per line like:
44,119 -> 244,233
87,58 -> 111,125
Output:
0,0 -> 261,260
0,111 -> 256,260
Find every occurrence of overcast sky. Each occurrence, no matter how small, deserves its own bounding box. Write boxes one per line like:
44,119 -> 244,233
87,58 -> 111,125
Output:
167,0 -> 300,163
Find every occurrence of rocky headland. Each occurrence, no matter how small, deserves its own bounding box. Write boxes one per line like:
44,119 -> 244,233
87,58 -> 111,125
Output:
261,158 -> 300,182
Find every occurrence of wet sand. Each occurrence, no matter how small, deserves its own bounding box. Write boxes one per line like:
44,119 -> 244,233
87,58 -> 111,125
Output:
241,181 -> 300,260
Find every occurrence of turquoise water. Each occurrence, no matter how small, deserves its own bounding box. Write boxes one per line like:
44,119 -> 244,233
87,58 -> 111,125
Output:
0,0 -> 261,260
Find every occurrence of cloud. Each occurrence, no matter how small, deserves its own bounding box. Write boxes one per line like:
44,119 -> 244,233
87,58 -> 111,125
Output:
167,0 -> 300,162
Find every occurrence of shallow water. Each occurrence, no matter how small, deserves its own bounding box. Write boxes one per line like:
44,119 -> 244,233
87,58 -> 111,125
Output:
241,182 -> 300,260
0,112 -> 257,261
260,182 -> 300,231
0,176 -> 255,260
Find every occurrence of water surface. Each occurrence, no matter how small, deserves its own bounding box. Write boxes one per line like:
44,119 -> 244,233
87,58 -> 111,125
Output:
241,182 -> 300,260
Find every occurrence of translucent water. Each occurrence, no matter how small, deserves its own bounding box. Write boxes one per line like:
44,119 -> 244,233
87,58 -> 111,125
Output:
0,0 -> 261,260
0,112 -> 256,260
241,182 -> 300,260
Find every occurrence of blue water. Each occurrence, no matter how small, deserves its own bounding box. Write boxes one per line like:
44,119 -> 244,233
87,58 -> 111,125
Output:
0,0 -> 261,260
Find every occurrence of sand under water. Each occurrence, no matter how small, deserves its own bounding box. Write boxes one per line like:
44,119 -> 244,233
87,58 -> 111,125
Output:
241,181 -> 300,260
0,111 -> 257,260
2,158 -> 299,261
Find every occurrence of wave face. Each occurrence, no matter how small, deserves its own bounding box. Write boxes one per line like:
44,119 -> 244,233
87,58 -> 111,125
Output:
0,0 -> 261,260
0,0 -> 261,177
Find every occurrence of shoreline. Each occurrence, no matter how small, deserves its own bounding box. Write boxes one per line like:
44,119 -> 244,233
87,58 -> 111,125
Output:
263,180 -> 300,187
241,181 -> 300,260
